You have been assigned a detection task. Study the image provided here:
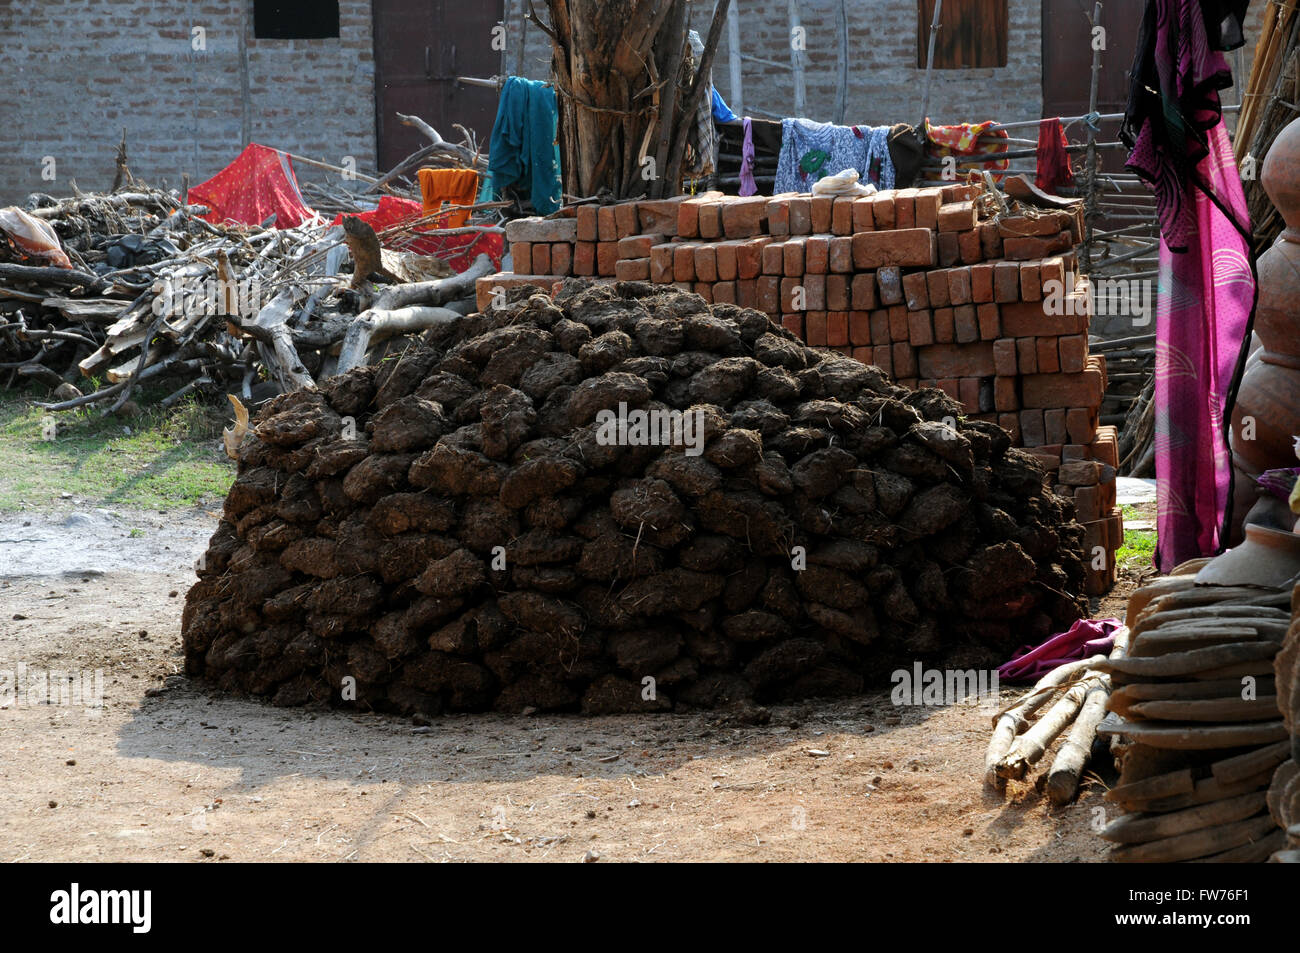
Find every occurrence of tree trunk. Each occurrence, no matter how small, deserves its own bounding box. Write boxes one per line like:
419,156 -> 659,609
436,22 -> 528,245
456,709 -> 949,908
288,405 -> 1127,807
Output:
542,0 -> 725,200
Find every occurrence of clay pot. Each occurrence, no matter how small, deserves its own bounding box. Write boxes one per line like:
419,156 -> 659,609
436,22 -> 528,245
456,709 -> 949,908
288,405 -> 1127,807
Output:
1194,524 -> 1300,588
1231,118 -> 1300,525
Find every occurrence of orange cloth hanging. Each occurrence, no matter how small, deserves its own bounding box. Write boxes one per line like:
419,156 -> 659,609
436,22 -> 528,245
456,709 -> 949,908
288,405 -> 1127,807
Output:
417,168 -> 480,229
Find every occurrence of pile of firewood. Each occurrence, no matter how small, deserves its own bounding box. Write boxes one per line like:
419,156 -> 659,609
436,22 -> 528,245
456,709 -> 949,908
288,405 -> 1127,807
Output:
0,187 -> 493,415
182,280 -> 1091,715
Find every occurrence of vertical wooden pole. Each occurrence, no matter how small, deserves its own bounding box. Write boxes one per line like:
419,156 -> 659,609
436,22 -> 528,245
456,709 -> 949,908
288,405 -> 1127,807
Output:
833,0 -> 848,123
788,0 -> 806,116
514,0 -> 528,77
918,0 -> 943,128
727,0 -> 744,116
1083,1 -> 1104,272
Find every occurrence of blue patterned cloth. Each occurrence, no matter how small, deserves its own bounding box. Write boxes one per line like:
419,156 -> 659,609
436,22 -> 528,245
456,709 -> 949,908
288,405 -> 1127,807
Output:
773,118 -> 895,195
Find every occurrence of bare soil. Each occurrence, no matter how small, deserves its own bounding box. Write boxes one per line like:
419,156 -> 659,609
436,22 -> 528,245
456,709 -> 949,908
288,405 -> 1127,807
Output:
0,506 -> 1148,863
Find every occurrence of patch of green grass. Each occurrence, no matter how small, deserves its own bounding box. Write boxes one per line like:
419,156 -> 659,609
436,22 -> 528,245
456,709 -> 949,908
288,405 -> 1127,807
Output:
1116,527 -> 1157,566
0,389 -> 235,512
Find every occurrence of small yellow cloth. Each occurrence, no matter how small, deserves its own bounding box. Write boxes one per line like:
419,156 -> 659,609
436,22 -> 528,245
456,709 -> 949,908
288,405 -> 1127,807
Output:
417,168 -> 479,229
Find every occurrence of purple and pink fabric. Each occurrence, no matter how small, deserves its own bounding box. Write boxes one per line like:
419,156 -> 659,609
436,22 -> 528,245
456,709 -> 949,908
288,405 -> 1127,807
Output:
998,618 -> 1124,683
739,119 -> 758,197
1121,0 -> 1256,569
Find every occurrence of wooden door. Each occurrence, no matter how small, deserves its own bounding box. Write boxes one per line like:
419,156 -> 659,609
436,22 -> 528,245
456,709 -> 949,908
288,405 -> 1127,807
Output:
372,0 -> 505,172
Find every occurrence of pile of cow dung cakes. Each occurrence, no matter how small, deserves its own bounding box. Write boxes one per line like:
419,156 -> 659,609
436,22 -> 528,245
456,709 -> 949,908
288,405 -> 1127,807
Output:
182,280 -> 1089,715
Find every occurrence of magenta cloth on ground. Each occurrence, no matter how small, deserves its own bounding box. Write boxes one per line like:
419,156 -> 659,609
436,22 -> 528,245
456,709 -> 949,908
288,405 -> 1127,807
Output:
1122,0 -> 1255,568
998,618 -> 1123,683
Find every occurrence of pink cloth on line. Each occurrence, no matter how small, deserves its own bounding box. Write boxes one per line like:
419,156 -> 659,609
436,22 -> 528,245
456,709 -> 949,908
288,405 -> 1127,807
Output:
998,618 -> 1123,683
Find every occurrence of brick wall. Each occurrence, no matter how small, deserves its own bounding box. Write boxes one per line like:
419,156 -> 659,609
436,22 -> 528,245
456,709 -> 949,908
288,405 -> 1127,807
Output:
501,0 -> 1043,127
0,1 -> 377,203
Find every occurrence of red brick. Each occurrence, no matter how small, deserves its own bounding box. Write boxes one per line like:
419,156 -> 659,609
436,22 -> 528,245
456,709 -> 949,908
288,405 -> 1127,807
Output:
551,243 -> 572,276
892,341 -> 918,378
872,192 -> 897,229
614,257 -> 649,280
576,205 -> 599,242
673,244 -> 697,283
1020,410 -> 1046,447
767,197 -> 791,237
997,212 -> 1071,238
1058,334 -> 1087,373
852,273 -> 878,311
1066,407 -> 1097,444
894,189 -> 917,229
614,202 -> 639,238
1017,338 -> 1038,374
828,237 -> 853,273
788,197 -> 812,235
757,276 -> 781,313
872,345 -> 894,376
914,188 -> 943,230
938,201 -> 977,232
782,313 -> 804,337
979,222 -> 1003,260
970,263 -> 994,303
953,305 -> 979,344
713,281 -> 737,304
999,413 -> 1022,443
721,196 -> 769,237
852,229 -> 937,269
946,267 -> 973,305
736,279 -> 758,308
802,274 -> 826,311
761,242 -> 785,275
694,245 -> 718,282
596,242 -> 619,276
870,310 -> 892,346
994,376 -> 1018,412
902,272 -> 929,311
805,235 -> 830,274
958,229 -> 983,264
1036,336 -> 1060,374
917,342 -> 995,378
877,266 -> 904,306
736,238 -> 768,279
849,310 -> 872,345
1044,408 -> 1068,445
575,241 -> 597,277
1003,232 -> 1073,261
531,243 -> 550,274
1021,370 -> 1105,409
907,310 -> 934,347
1093,425 -> 1120,468
852,346 -> 873,364
714,242 -> 738,281
832,197 -> 856,235
926,270 -> 951,309
1020,262 -> 1042,302
637,196 -> 686,236
597,205 -> 618,242
977,303 -> 1000,340
675,192 -> 722,238
1041,256 -> 1065,286
938,231 -> 961,267
826,274 -> 850,312
618,233 -> 665,259
942,183 -> 979,202
783,238 -> 806,277
805,311 -> 828,346
937,378 -> 960,401
933,307 -> 955,343
992,338 -> 1018,376
511,241 -> 532,274
993,261 -> 1021,303
888,305 -> 910,342
852,197 -> 876,232
827,311 -> 849,346
649,243 -> 674,282
703,203 -> 727,240
1000,299 -> 1088,337
958,377 -> 981,414
781,277 -> 802,311
811,196 -> 834,234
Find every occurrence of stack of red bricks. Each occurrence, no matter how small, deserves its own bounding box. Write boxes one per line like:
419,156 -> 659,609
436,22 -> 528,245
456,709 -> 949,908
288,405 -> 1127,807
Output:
481,187 -> 1119,594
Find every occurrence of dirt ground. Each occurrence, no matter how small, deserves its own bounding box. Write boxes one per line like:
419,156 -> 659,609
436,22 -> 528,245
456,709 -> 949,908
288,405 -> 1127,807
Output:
0,505 -> 1150,863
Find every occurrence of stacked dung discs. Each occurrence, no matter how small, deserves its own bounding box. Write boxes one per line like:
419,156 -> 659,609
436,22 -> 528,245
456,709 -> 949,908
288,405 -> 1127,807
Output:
1098,571 -> 1291,862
